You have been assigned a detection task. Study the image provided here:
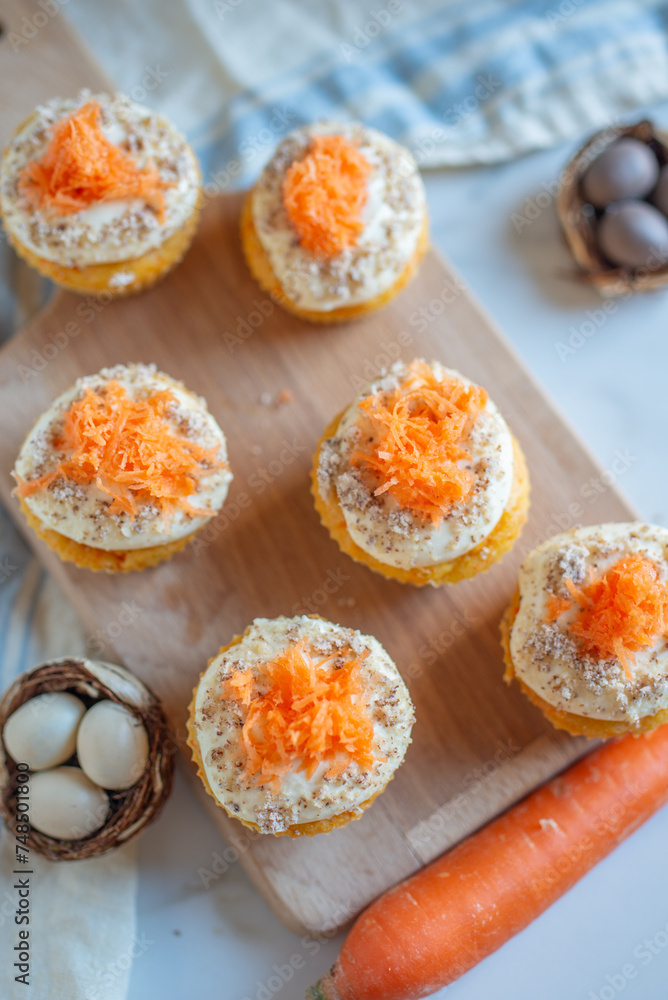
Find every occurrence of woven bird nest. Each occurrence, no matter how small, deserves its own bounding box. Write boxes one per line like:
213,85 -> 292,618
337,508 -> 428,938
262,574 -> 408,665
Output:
556,120 -> 668,297
0,658 -> 175,861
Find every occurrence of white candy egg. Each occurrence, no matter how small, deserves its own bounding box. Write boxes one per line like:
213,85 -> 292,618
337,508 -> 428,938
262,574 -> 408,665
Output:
30,767 -> 109,840
2,692 -> 86,770
77,701 -> 149,790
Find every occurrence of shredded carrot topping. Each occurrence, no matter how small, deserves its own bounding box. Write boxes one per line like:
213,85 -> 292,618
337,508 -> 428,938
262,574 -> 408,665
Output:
15,381 -> 224,522
222,641 -> 379,791
545,593 -> 572,622
548,555 -> 668,681
350,360 -> 487,526
282,134 -> 372,257
18,99 -> 169,219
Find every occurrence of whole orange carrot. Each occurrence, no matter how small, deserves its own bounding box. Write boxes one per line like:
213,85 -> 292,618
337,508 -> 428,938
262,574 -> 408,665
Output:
307,726 -> 668,1000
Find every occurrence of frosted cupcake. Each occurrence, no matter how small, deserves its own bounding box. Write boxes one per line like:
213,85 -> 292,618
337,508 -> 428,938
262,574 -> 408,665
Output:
312,359 -> 529,586
13,363 -> 232,572
0,91 -> 201,295
501,523 -> 668,737
241,122 -> 428,323
187,615 -> 414,837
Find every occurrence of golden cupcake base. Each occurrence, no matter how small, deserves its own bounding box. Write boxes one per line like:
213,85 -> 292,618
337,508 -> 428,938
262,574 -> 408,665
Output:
500,588 -> 668,737
2,189 -> 202,298
187,629 -> 386,838
240,191 -> 429,324
19,497 -> 197,573
311,414 -> 530,587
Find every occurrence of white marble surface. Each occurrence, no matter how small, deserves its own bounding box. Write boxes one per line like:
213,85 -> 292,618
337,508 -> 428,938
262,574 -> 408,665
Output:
124,104 -> 668,1000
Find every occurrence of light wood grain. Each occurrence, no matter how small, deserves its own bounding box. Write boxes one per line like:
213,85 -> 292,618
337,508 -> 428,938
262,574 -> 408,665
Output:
0,193 -> 636,933
0,3 -> 636,936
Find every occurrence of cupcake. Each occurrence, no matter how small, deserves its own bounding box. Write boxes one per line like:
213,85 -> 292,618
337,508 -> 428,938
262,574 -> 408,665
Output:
0,91 -> 201,296
312,359 -> 529,586
241,121 -> 428,323
13,363 -> 232,572
187,615 -> 414,837
501,523 -> 668,737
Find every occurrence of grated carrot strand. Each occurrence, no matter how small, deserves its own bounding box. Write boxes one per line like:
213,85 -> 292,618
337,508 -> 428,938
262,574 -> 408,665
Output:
221,642 -> 377,788
18,99 -> 169,219
15,380 -> 225,523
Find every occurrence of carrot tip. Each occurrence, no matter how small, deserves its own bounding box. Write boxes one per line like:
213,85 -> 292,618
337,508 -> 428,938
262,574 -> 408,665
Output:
306,977 -> 336,1000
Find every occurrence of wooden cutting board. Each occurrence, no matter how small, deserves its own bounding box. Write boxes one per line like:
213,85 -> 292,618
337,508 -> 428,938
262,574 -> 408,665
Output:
0,1 -> 635,935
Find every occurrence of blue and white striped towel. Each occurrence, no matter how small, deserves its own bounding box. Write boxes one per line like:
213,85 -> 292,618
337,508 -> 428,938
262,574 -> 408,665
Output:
65,0 -> 668,185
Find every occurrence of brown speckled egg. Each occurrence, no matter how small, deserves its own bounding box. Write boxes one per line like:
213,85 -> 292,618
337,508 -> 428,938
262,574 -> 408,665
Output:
597,200 -> 668,269
650,164 -> 668,217
581,138 -> 659,208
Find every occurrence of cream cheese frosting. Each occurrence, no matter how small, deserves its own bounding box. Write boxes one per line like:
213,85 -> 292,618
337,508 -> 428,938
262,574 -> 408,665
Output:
509,523 -> 668,724
0,91 -> 200,268
251,121 -> 426,311
14,363 -> 232,552
191,615 -> 414,834
316,360 -> 515,569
